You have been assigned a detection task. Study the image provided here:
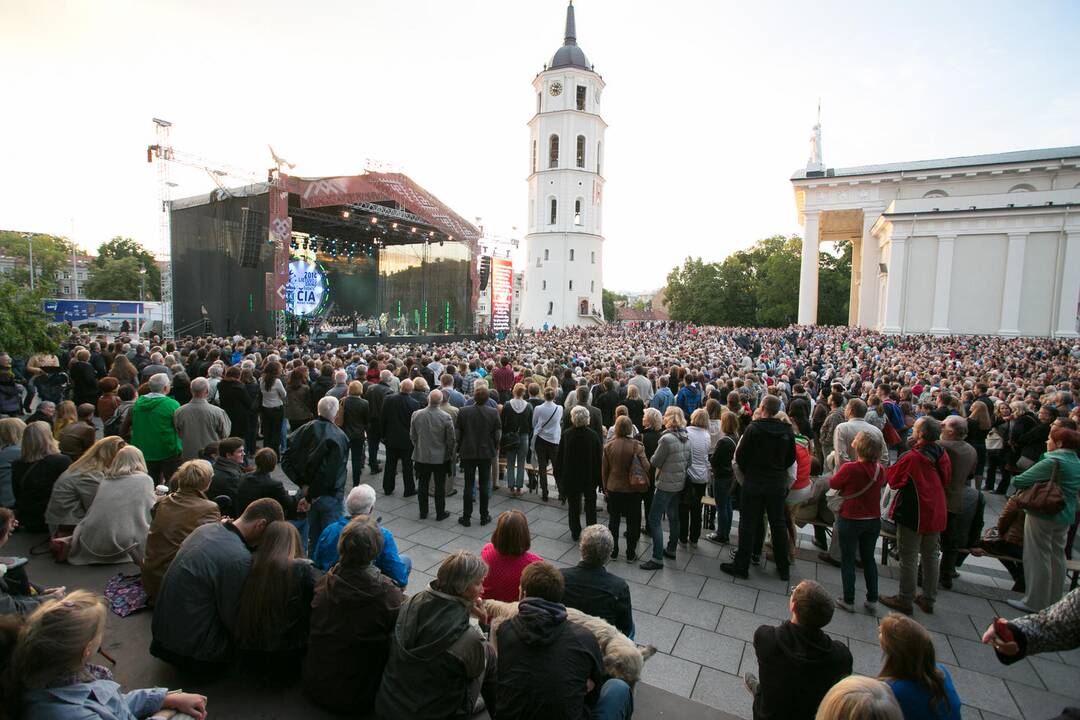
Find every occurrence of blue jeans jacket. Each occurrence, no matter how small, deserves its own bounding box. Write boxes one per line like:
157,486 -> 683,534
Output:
312,515 -> 411,586
23,680 -> 166,720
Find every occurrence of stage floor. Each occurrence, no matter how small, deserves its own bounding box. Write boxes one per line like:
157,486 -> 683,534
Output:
312,332 -> 488,346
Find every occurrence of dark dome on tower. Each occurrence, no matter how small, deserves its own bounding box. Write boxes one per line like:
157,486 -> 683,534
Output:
548,2 -> 593,71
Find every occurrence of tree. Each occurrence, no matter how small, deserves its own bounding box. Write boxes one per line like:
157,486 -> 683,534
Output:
664,257 -> 723,324
818,240 -> 853,326
751,235 -> 802,327
84,256 -> 147,300
92,237 -> 160,300
602,289 -> 627,322
0,230 -> 75,292
0,278 -> 62,356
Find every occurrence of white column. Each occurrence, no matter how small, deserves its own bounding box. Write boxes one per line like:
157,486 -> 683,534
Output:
857,209 -> 882,327
1055,231 -> 1080,338
798,211 -> 821,325
930,234 -> 956,336
998,232 -> 1027,336
881,235 -> 908,334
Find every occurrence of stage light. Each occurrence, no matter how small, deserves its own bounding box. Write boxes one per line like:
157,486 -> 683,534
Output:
392,223 -> 398,230
341,210 -> 350,218
370,217 -> 378,224
411,227 -> 417,233
449,235 -> 453,241
429,231 -> 435,237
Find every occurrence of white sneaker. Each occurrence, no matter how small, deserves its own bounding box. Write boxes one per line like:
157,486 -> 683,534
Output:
864,600 -> 878,613
835,597 -> 855,613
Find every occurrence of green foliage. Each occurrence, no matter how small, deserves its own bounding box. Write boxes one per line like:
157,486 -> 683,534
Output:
0,230 -> 75,293
91,237 -> 160,300
0,278 -> 62,356
602,289 -> 627,322
84,256 -> 147,300
663,235 -> 851,327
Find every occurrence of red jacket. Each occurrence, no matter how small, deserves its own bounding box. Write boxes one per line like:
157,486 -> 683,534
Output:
886,441 -> 951,534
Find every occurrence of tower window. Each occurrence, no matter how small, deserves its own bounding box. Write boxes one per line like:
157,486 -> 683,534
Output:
574,199 -> 582,225
549,198 -> 557,225
576,135 -> 585,168
576,85 -> 586,111
590,280 -> 595,292
544,248 -> 550,260
597,141 -> 601,174
569,280 -> 574,290
542,280 -> 547,290
548,134 -> 559,168
536,256 -> 542,268
591,251 -> 596,264
569,248 -> 575,261
531,140 -> 536,173
537,92 -> 541,113
547,302 -> 553,315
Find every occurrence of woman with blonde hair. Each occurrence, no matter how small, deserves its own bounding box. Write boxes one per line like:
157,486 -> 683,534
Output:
705,410 -> 739,545
678,408 -> 712,545
815,675 -> 902,720
142,460 -> 220,602
52,400 -> 77,440
0,417 -> 26,508
11,421 -> 70,532
640,406 -> 690,570
45,436 -> 125,535
66,445 -> 156,565
878,614 -> 962,719
13,590 -> 208,718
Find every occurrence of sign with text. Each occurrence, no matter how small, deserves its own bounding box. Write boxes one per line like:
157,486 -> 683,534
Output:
490,257 -> 513,333
286,259 -> 328,316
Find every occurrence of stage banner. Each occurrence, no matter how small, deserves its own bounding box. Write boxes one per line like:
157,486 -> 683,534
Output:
490,258 -> 512,333
268,181 -> 291,311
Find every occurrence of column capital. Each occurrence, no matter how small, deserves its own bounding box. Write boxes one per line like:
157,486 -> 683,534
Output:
937,234 -> 957,243
1007,231 -> 1029,241
890,234 -> 909,245
803,209 -> 822,220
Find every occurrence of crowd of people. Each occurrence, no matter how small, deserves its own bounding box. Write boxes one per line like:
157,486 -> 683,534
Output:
0,321 -> 1079,719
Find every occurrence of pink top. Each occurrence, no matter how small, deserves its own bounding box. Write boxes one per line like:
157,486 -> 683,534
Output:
480,543 -> 543,602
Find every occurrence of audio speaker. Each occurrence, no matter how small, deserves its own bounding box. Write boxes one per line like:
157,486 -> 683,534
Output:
239,208 -> 265,268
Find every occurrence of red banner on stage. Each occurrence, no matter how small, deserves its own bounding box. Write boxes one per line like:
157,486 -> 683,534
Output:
490,258 -> 513,333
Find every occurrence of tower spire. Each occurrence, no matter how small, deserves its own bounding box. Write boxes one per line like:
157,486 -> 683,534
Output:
564,1 -> 577,46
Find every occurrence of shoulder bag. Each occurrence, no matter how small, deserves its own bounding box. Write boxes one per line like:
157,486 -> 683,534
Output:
628,442 -> 649,491
1016,459 -> 1065,516
826,464 -> 881,514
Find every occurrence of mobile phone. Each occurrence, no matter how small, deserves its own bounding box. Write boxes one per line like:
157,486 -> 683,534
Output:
993,617 -> 1014,643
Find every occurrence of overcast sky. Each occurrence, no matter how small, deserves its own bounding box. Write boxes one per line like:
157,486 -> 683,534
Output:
1,0 -> 1077,292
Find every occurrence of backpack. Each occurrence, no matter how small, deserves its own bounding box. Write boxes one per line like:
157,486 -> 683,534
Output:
0,383 -> 21,414
35,372 -> 68,404
104,404 -> 131,439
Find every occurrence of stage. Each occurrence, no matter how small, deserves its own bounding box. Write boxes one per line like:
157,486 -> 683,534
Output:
312,332 -> 489,347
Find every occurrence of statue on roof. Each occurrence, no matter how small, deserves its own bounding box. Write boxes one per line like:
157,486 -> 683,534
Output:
807,100 -> 824,171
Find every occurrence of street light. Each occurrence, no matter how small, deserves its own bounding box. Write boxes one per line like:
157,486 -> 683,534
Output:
23,233 -> 34,291
137,267 -> 147,337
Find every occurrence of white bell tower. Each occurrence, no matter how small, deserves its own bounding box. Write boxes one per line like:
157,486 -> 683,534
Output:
520,1 -> 606,329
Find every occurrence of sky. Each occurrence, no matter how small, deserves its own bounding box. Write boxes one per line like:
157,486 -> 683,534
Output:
1,0 -> 1078,293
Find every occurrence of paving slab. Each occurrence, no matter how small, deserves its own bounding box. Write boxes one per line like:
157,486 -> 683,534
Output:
699,577 -> 759,612
658,593 -> 723,631
631,610 -> 685,654
691,666 -> 755,719
639,652 -> 701,699
671,628 -> 745,673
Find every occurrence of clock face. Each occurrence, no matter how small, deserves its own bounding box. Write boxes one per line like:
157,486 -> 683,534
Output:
549,81 -> 563,97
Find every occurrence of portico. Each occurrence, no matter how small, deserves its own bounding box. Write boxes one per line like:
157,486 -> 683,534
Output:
792,145 -> 1080,337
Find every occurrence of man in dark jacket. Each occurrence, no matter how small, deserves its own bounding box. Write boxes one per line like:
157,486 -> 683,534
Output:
284,396 -> 350,556
495,561 -> 633,720
562,386 -> 604,438
376,551 -> 493,720
457,386 -> 501,527
721,394 -> 796,581
381,379 -> 421,497
560,525 -> 634,637
150,497 -> 283,673
311,364 -> 335,405
215,367 -> 254,443
365,370 -> 394,474
744,579 -> 851,720
208,437 -> 246,513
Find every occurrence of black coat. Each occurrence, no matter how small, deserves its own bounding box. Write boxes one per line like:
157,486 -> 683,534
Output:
381,392 -> 421,450
69,360 -> 99,406
216,378 -> 254,438
735,418 -> 796,496
558,425 -> 602,493
209,458 -> 244,512
340,396 -> 370,442
365,382 -> 393,432
237,471 -> 296,519
456,403 -> 501,460
560,563 -> 633,636
752,621 -> 852,720
12,454 -> 71,532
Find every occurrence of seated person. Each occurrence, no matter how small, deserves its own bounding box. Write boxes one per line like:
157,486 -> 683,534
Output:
208,436 -> 245,514
312,484 -> 410,586
44,436 -> 124,536
57,403 -> 97,460
972,494 -> 1025,592
560,524 -> 634,637
816,676 -> 903,720
234,521 -> 317,681
494,561 -> 633,720
304,515 -> 405,714
376,551 -> 493,720
150,497 -> 283,673
743,579 -> 852,720
0,508 -> 64,615
141,460 -> 221,603
14,591 -> 208,719
481,510 -> 543,602
878,614 -> 962,720
237,448 -> 301,518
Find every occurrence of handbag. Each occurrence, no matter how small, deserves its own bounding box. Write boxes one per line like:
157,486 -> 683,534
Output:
826,464 -> 880,514
1015,459 -> 1065,516
882,422 -> 901,446
628,447 -> 649,491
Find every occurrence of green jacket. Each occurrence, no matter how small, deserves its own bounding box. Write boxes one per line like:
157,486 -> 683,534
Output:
131,394 -> 182,462
1012,449 -> 1080,526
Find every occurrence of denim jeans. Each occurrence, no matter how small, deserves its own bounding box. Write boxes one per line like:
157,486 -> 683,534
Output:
648,489 -> 681,563
836,516 -> 880,603
505,433 -> 529,489
307,494 -> 342,557
591,679 -> 633,720
713,477 -> 733,539
289,517 -> 309,553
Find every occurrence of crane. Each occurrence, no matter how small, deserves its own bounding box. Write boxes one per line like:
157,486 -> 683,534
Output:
148,119 -> 287,338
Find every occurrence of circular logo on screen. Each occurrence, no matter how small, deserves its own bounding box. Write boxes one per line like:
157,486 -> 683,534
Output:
286,259 -> 328,316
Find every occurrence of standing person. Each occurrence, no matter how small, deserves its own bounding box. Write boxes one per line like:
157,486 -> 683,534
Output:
240,367 -> 261,457
531,386 -> 563,502
829,432 -> 886,613
68,348 -> 99,407
640,406 -> 691,571
501,383 -> 533,496
173,377 -> 232,460
285,396 -> 350,557
966,399 -> 991,486
457,386 -> 501,527
629,365 -> 654,408
285,367 -> 315,430
640,407 -> 663,535
1007,426 -> 1080,613
11,421 -> 71,533
492,356 -> 515,403
338,380 -> 370,489
411,389 -> 454,521
560,405 -> 603,542
602,416 -> 650,562
649,376 -> 675,414
937,416 -> 977,590
131,373 -> 183,486
217,366 -> 255,456
366,369 -> 394,475
678,408 -> 712,545
381,379 -> 420,497
705,411 -> 739,545
878,615 -> 962,720
151,498 -> 284,673
258,361 -> 287,454
721,395 -> 797,582
879,417 -> 951,615
986,402 -> 1013,493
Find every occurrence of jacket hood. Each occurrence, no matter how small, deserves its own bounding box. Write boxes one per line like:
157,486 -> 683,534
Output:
662,428 -> 689,443
510,598 -> 567,647
753,417 -> 793,438
325,565 -> 386,604
776,621 -> 836,663
394,587 -> 472,660
508,398 -> 528,413
136,395 -> 175,410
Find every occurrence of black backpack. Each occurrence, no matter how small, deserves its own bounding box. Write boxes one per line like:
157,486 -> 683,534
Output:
35,372 -> 68,404
104,404 -> 131,439
0,382 -> 21,415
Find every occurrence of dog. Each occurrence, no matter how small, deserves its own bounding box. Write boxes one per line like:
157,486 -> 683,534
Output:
483,599 -> 657,685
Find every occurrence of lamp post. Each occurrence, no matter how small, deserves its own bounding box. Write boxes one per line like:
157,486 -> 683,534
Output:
137,267 -> 146,337
23,233 -> 34,291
